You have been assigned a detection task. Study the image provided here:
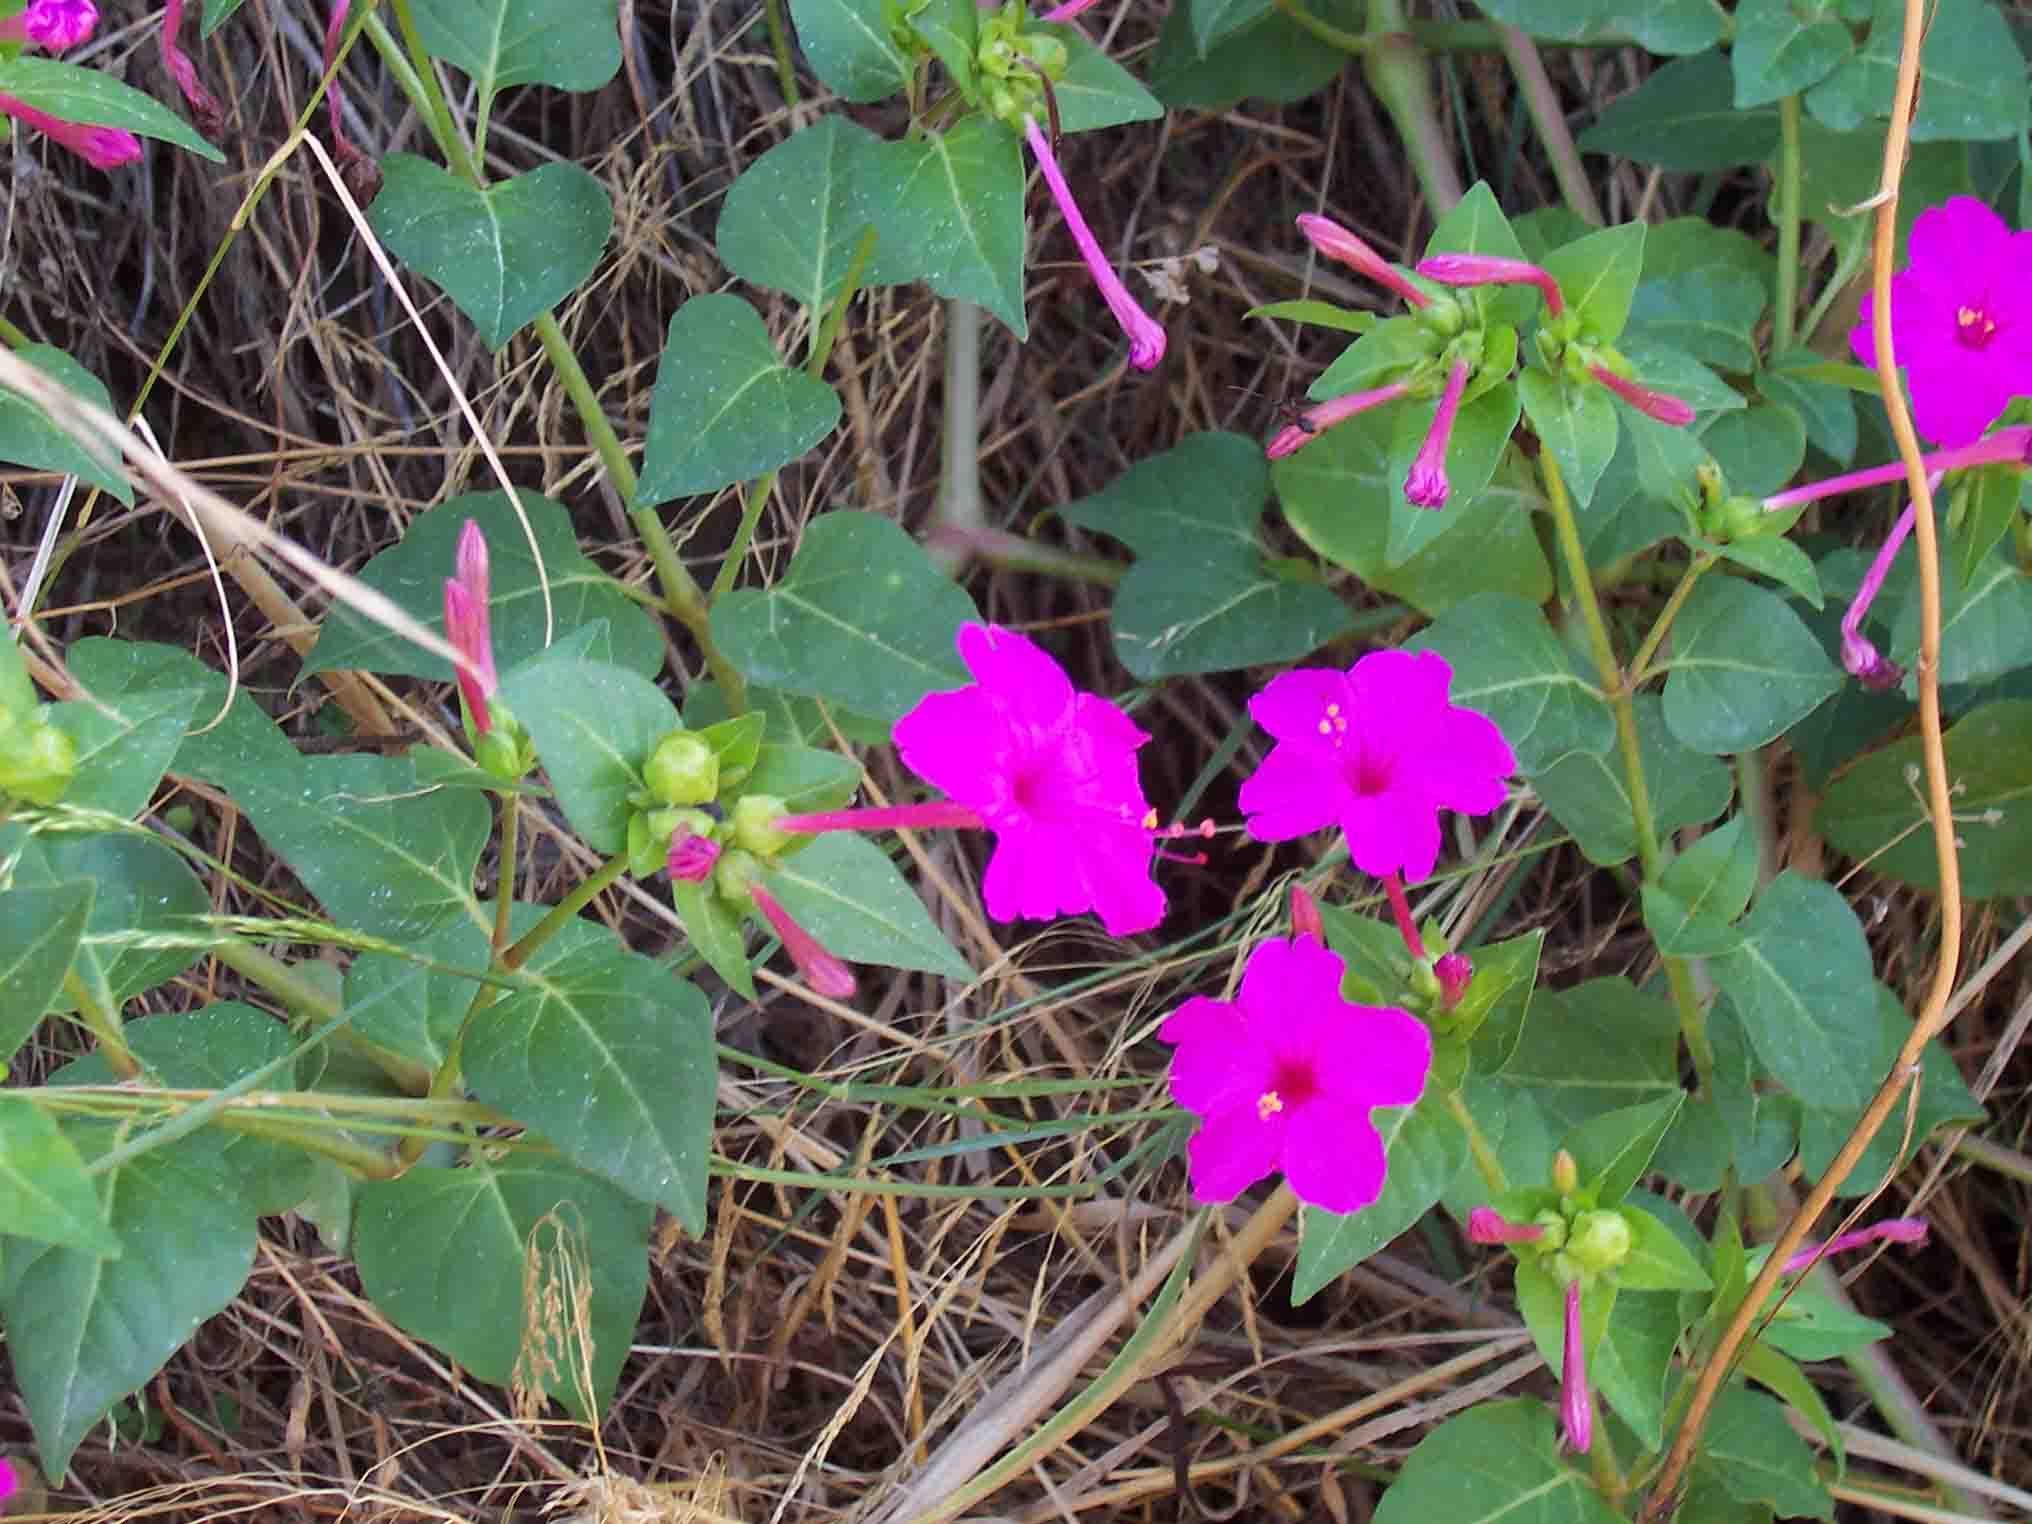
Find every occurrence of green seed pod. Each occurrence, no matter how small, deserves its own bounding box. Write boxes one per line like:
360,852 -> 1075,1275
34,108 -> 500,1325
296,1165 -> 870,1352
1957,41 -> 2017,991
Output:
644,731 -> 720,807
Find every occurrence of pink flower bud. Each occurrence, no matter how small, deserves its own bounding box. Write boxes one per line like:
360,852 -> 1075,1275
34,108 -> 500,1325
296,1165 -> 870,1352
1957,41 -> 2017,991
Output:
1560,1279 -> 1592,1453
1022,115 -> 1165,371
1264,379 -> 1414,460
750,883 -> 856,999
443,519 -> 498,735
0,0 -> 98,50
1467,1207 -> 1546,1245
1588,364 -> 1695,426
1289,883 -> 1324,944
1415,253 -> 1565,318
1296,213 -> 1429,309
667,831 -> 721,884
1404,360 -> 1470,509
159,0 -> 223,138
1435,951 -> 1471,1010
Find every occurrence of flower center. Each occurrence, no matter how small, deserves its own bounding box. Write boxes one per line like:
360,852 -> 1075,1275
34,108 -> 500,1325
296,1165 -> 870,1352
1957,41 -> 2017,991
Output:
1259,1059 -> 1317,1120
1957,303 -> 1999,349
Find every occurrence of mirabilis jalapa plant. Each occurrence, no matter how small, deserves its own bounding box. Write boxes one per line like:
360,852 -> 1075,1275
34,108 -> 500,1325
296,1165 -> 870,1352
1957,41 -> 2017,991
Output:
0,0 -> 2023,1517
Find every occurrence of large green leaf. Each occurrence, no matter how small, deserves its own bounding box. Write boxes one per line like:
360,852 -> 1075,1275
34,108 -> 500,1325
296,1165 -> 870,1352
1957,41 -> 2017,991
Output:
0,880 -> 92,1063
1699,401 -> 1806,500
1273,409 -> 1552,617
1660,577 -> 1840,754
1541,222 -> 1646,345
1815,699 -> 2032,897
1471,0 -> 1721,53
1408,594 -> 1613,773
0,55 -> 225,161
65,639 -> 302,797
13,833 -> 208,1016
1148,0 -> 1345,109
635,294 -> 843,505
762,833 -> 972,979
1047,24 -> 1165,132
1520,369 -> 1619,508
354,1158 -> 651,1419
1387,384 -> 1523,563
498,655 -> 681,853
717,116 -> 889,317
1806,0 -> 2027,143
239,754 -> 490,942
0,1096 -> 119,1257
852,116 -> 1027,337
1712,873 -> 1880,1113
1058,432 -> 1353,677
463,943 -> 715,1231
309,490 -> 665,683
1579,50 -> 1781,171
790,0 -> 911,102
1371,1400 -> 1622,1524
369,157 -> 612,350
44,687 -> 200,821
1694,1387 -> 1834,1519
1533,696 -> 1731,865
1731,0 -> 1854,108
1589,1287 -> 1686,1451
1497,978 -> 1681,1133
0,346 -> 131,504
712,511 -> 976,724
1890,545 -> 2032,690
1291,1095 -> 1467,1303
2,1128 -> 254,1480
409,0 -> 621,95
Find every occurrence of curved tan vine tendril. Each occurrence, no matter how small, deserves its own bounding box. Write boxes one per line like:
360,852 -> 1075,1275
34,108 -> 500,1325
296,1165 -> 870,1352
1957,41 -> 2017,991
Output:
1642,0 -> 1962,1513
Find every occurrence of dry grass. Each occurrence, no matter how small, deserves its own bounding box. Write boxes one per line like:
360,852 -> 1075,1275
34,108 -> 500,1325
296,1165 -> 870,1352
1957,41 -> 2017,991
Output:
1,4 -> 2029,1521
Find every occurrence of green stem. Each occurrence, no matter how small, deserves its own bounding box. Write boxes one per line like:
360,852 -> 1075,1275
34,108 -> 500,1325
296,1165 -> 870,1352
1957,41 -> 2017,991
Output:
379,0 -> 479,183
1361,0 -> 1465,213
763,0 -> 801,105
493,794 -> 519,953
924,525 -> 1124,584
1774,95 -> 1803,353
503,854 -> 632,971
1539,452 -> 1713,1089
64,970 -> 136,1078
207,937 -> 432,1093
1625,552 -> 1713,686
1494,23 -> 1602,226
1448,1088 -> 1508,1194
216,1111 -> 404,1178
927,298 -> 983,576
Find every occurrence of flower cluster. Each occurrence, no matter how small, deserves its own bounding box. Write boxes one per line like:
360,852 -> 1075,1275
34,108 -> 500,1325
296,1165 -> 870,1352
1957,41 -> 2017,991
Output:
1268,217 -> 1693,507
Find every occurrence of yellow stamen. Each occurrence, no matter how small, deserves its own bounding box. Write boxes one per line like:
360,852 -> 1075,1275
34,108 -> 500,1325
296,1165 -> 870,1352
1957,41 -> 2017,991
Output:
1257,1090 -> 1284,1121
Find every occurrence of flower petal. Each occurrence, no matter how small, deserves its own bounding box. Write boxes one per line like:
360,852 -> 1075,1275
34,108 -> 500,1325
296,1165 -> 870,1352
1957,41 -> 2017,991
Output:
1248,668 -> 1359,742
1163,1001 -> 1275,1115
1341,789 -> 1442,882
1280,1099 -> 1387,1213
956,622 -> 1074,730
1183,1103 -> 1285,1203
1238,742 -> 1349,841
1314,1003 -> 1433,1110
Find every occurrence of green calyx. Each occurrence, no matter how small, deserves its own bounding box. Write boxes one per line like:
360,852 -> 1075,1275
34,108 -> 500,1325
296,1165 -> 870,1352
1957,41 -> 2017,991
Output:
628,806 -> 718,880
714,846 -> 764,910
731,793 -> 797,858
645,730 -> 720,807
473,705 -> 536,783
1565,1208 -> 1633,1275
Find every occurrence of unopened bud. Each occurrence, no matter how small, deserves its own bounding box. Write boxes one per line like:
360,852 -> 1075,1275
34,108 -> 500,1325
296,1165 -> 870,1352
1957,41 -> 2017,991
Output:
1551,1149 -> 1579,1196
714,847 -> 764,910
1567,1209 -> 1632,1273
645,732 -> 719,807
1289,883 -> 1324,943
630,806 -> 716,880
1435,951 -> 1471,1009
731,793 -> 795,858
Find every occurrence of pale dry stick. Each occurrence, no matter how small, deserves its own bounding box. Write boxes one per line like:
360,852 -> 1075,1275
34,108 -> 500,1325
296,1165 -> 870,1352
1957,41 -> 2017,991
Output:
289,130 -> 555,644
0,345 -> 486,705
1790,1413 -> 2032,1515
128,412 -> 243,740
1643,0 -> 1965,1509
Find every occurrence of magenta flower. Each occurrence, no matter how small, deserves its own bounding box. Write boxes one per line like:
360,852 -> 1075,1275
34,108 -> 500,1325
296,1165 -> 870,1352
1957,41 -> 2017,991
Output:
1588,364 -> 1695,426
1851,197 -> 2032,447
442,519 -> 499,735
667,831 -> 721,884
1404,359 -> 1470,508
751,882 -> 856,999
1022,115 -> 1164,371
0,93 -> 138,167
1160,934 -> 1431,1213
1265,378 -> 1414,460
1239,649 -> 1515,883
1467,1207 -> 1546,1245
158,0 -> 223,137
0,0 -> 97,49
1416,253 -> 1565,317
778,623 -> 1167,935
1781,1216 -> 1927,1274
1560,1279 -> 1592,1452
1296,213 -> 1430,310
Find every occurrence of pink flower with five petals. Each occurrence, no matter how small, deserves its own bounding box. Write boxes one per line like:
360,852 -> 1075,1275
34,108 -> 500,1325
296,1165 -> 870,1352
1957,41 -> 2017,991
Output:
1160,934 -> 1430,1213
1851,196 -> 2032,447
1239,649 -> 1514,883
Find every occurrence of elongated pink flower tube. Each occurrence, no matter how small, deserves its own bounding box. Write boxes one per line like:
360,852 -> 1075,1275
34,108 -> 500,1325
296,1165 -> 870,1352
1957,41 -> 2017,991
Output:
1296,213 -> 1429,309
1560,1279 -> 1592,1453
159,0 -> 223,137
1040,0 -> 1103,17
1022,115 -> 1165,371
0,94 -> 139,167
0,0 -> 98,50
1265,379 -> 1414,460
1588,364 -> 1694,426
1467,1207 -> 1545,1245
1404,359 -> 1470,508
1761,424 -> 2032,513
1839,472 -> 1942,690
1782,1216 -> 1927,1274
443,519 -> 499,734
750,883 -> 856,999
1416,253 -> 1564,318
323,1 -> 359,163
